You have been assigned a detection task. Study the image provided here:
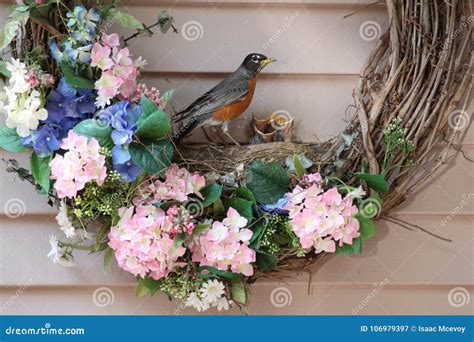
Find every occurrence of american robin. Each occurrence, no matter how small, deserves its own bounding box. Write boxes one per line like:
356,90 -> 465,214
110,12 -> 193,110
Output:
173,53 -> 276,145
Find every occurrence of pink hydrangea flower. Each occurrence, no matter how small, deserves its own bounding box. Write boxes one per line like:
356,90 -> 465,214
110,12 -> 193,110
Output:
284,173 -> 360,253
191,208 -> 256,276
108,205 -> 187,280
133,164 -> 206,205
91,33 -> 143,108
50,131 -> 107,199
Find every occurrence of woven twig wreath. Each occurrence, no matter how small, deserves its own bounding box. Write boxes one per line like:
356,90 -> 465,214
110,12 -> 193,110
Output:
2,0 -> 471,308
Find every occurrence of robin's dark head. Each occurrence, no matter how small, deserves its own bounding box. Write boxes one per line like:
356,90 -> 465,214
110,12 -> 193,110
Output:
240,53 -> 276,76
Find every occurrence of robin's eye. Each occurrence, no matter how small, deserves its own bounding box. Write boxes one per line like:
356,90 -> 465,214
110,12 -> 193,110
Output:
251,55 -> 259,62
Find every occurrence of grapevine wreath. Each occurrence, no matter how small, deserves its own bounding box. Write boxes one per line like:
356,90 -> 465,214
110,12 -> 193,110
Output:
0,0 -> 471,312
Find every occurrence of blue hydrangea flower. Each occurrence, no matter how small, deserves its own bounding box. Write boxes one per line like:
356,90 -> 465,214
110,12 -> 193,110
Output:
30,126 -> 62,157
21,77 -> 96,156
96,101 -> 143,182
114,161 -> 143,183
260,196 -> 290,215
45,77 -> 95,129
49,6 -> 100,66
67,5 -> 100,43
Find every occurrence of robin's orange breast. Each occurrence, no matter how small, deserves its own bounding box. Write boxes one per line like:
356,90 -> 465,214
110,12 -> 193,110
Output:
212,79 -> 257,121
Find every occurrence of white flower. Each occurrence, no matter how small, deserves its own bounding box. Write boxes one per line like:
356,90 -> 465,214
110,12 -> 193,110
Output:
56,202 -> 76,238
134,56 -> 147,69
199,279 -> 225,303
47,234 -> 76,267
5,90 -> 48,137
6,59 -> 30,94
347,186 -> 366,199
215,297 -> 230,311
47,234 -> 61,263
185,292 -> 209,312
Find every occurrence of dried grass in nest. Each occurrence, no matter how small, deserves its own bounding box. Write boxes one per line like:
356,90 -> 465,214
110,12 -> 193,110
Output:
175,0 -> 473,275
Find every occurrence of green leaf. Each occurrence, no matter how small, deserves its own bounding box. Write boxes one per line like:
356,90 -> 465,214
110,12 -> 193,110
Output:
235,186 -> 256,204
30,153 -> 51,193
192,223 -> 211,236
139,96 -> 159,119
196,266 -> 242,280
173,232 -> 186,248
0,126 -> 28,153
73,119 -> 113,148
60,61 -> 94,89
256,251 -> 278,271
225,198 -> 253,223
355,214 -> 376,241
230,279 -> 248,305
354,172 -> 389,193
249,220 -> 266,248
103,247 -> 114,273
200,183 -> 223,207
135,108 -> 171,140
247,160 -> 290,204
135,277 -> 163,297
336,237 -> 362,255
161,89 -> 174,106
293,154 -> 306,179
129,141 -> 173,176
0,10 -> 29,51
0,60 -> 11,78
107,9 -> 145,30
213,198 -> 225,217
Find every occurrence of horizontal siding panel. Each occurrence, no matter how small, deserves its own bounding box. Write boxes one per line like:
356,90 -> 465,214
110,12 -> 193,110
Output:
0,284 -> 472,315
393,146 -> 474,215
1,215 -> 472,287
112,6 -> 388,74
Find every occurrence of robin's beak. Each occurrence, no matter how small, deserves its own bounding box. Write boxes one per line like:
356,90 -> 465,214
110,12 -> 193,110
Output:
260,57 -> 277,66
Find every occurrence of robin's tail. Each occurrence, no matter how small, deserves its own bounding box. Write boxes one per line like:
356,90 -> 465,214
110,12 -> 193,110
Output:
172,117 -> 200,143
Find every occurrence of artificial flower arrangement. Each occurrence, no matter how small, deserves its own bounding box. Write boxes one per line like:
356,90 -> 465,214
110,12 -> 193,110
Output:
0,0 -> 421,312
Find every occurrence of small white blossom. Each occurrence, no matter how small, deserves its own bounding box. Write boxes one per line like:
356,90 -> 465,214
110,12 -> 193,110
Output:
347,186 -> 366,199
47,234 -> 76,267
5,90 -> 48,137
185,292 -> 209,312
56,202 -> 76,238
215,297 -> 230,311
6,58 -> 30,94
133,56 -> 147,69
200,279 -> 225,303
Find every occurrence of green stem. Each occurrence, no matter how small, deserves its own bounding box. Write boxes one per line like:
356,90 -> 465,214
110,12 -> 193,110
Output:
59,242 -> 96,251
